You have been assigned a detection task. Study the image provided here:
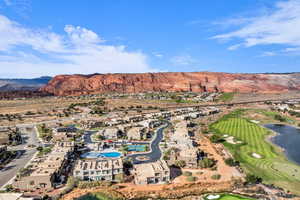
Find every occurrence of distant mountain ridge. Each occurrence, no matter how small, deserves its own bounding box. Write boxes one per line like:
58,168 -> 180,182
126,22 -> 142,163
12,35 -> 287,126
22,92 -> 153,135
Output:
0,76 -> 52,91
41,72 -> 300,96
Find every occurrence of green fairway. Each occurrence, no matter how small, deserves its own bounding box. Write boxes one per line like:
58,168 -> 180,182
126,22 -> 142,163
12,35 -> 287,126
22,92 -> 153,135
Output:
210,110 -> 300,195
204,194 -> 255,200
78,192 -> 122,200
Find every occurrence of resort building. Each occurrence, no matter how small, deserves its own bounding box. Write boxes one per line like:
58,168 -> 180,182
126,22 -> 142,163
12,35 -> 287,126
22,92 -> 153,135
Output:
169,147 -> 199,168
0,128 -> 10,145
168,121 -> 199,168
137,119 -> 162,129
133,160 -> 170,184
126,127 -> 144,140
52,126 -> 78,142
99,128 -> 125,140
73,158 -> 123,181
12,168 -> 57,191
12,142 -> 73,191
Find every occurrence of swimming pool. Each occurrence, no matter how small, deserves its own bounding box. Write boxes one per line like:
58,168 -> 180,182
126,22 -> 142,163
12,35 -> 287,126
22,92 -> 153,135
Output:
82,151 -> 122,159
127,145 -> 146,152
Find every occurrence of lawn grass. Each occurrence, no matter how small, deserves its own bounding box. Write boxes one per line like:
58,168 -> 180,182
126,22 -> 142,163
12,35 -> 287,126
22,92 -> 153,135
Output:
204,194 -> 255,200
77,192 -> 123,200
210,110 -> 300,195
217,92 -> 235,102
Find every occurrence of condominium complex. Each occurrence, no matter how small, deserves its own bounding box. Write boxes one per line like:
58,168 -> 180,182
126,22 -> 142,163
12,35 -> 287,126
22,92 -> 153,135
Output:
12,143 -> 74,191
133,160 -> 170,184
73,158 -> 123,181
169,121 -> 199,168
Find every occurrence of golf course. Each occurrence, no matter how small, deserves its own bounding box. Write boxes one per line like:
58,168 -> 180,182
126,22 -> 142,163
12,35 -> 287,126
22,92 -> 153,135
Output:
204,193 -> 255,200
210,110 -> 300,195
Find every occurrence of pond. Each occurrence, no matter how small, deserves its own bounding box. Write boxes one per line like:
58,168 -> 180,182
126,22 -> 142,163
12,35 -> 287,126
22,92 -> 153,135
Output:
264,124 -> 300,165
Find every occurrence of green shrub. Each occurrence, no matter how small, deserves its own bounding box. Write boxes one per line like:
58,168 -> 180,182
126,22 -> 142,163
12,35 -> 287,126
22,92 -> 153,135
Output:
198,158 -> 216,168
111,185 -> 125,190
186,176 -> 197,182
196,171 -> 203,175
210,135 -> 225,143
61,176 -> 78,195
274,114 -> 287,122
78,181 -> 112,189
245,174 -> 262,184
225,158 -> 240,166
174,160 -> 186,168
183,171 -> 192,176
211,174 -> 221,180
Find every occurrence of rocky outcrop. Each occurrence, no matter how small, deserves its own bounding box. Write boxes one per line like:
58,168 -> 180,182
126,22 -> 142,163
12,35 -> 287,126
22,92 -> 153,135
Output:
41,72 -> 300,96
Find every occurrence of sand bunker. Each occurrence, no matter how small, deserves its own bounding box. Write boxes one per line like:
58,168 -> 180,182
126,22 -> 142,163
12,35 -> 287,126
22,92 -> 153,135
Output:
226,136 -> 242,144
252,153 -> 262,159
206,194 -> 220,199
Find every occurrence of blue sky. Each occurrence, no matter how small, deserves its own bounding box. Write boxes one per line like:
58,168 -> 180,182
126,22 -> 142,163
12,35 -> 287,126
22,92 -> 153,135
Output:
1,0 -> 300,78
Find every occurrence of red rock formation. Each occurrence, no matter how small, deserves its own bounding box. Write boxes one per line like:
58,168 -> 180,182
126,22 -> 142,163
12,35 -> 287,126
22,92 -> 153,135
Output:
41,72 -> 300,96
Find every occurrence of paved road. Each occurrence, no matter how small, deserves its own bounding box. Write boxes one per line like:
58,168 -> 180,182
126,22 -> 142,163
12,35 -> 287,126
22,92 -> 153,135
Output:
128,123 -> 168,164
0,126 -> 40,189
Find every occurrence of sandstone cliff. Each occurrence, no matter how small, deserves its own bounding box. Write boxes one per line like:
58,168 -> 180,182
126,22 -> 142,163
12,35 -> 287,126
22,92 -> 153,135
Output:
41,72 -> 300,96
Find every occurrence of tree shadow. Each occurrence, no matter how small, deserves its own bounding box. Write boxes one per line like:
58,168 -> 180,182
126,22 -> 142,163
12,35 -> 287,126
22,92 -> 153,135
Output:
170,165 -> 182,180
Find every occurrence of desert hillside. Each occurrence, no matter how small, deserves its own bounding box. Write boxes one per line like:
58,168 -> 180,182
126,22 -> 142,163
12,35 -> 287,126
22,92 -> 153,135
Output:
41,72 -> 300,96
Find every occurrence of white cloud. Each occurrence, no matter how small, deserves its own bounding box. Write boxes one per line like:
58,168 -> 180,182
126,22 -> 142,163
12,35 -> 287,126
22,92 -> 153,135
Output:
64,25 -> 104,45
2,0 -> 31,19
4,0 -> 12,6
0,15 -> 157,78
283,47 -> 300,52
170,54 -> 197,66
0,15 -> 65,52
152,52 -> 163,58
260,51 -> 277,57
213,0 -> 300,52
227,44 -> 242,51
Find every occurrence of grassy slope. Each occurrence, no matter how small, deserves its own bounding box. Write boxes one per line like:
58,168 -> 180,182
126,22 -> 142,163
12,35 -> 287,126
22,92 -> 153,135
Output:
204,194 -> 255,200
210,110 -> 300,195
219,194 -> 254,200
217,92 -> 235,102
77,192 -> 122,200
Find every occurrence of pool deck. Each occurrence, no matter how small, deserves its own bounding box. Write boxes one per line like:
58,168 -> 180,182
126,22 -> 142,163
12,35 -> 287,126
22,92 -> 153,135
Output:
83,123 -> 169,164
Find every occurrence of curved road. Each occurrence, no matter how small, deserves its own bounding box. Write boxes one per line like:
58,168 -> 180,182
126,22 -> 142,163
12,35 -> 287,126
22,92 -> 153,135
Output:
128,123 -> 168,164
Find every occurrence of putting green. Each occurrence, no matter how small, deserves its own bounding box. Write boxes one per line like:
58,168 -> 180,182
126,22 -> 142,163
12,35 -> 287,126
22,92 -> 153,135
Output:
210,110 -> 300,195
204,194 -> 255,200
